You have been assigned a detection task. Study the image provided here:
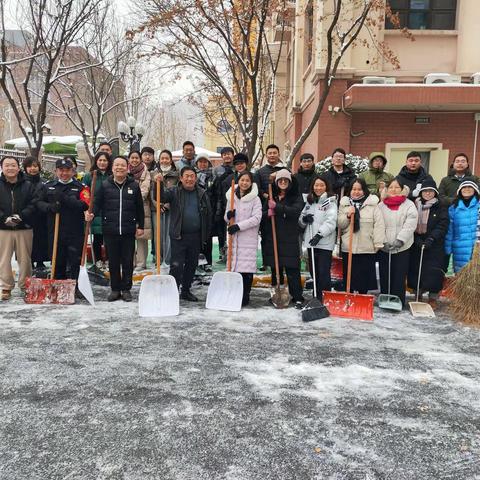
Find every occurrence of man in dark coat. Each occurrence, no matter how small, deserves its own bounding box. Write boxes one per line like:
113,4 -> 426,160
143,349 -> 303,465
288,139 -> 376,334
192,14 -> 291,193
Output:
323,147 -> 356,199
396,151 -> 434,201
293,153 -> 316,201
438,153 -> 480,205
37,157 -> 90,285
0,156 -> 38,300
90,156 -> 145,302
254,144 -> 285,200
158,166 -> 212,302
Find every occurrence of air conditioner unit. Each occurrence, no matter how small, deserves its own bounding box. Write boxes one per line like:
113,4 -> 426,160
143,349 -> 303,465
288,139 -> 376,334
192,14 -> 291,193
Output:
472,73 -> 480,85
362,76 -> 396,85
424,73 -> 462,84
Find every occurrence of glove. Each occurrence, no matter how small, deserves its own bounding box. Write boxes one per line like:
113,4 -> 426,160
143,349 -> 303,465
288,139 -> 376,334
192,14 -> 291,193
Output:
10,214 -> 21,224
4,216 -> 16,227
227,224 -> 240,234
268,208 -> 275,218
414,237 -> 424,248
309,233 -> 323,246
268,199 -> 276,210
389,239 -> 404,251
302,213 -> 314,224
423,237 -> 434,250
49,201 -> 61,213
412,183 -> 422,198
226,209 -> 236,220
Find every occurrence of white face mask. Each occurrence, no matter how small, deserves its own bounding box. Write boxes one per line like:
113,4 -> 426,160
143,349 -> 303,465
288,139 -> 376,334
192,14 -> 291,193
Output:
160,164 -> 172,173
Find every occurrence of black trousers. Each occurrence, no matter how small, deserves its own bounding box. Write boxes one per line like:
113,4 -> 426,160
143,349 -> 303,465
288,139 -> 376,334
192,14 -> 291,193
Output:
307,248 -> 332,301
92,234 -> 104,262
217,219 -> 226,251
55,236 -> 83,281
241,273 -> 254,304
378,249 -> 410,307
202,234 -> 213,265
271,266 -> 303,302
170,232 -> 201,291
104,234 -> 136,292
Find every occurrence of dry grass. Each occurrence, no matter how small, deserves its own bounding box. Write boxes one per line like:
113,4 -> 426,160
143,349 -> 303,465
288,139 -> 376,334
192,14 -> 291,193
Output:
449,245 -> 480,326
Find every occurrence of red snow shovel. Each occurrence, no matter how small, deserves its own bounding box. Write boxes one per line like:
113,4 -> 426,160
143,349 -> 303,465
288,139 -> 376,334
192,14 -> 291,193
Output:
322,214 -> 374,321
25,212 -> 76,304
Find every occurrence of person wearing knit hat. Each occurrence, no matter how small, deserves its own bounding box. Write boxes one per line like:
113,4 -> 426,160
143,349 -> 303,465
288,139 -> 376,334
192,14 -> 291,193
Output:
445,179 -> 480,272
407,178 -> 449,305
262,168 -> 305,308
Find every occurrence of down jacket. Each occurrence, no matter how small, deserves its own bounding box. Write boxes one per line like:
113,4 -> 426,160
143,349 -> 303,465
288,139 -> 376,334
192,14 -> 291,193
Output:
445,197 -> 479,272
224,183 -> 262,273
378,190 -> 418,253
338,195 -> 385,254
298,193 -> 337,251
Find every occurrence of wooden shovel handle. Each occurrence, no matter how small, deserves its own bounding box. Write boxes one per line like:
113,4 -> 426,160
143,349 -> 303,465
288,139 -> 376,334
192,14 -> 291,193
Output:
227,178 -> 235,272
51,212 -> 60,280
346,212 -> 354,294
268,184 -> 281,284
80,170 -> 97,267
156,177 -> 161,275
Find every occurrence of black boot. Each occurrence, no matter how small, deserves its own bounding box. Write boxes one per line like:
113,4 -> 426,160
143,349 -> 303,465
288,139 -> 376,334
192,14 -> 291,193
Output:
121,290 -> 132,302
180,290 -> 198,302
108,290 -> 121,302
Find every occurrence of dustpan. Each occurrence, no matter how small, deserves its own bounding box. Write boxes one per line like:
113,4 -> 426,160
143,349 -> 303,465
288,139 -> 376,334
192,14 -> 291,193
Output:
378,250 -> 402,311
139,177 -> 179,317
409,244 -> 435,318
206,179 -> 243,312
24,212 -> 76,305
323,214 -> 374,321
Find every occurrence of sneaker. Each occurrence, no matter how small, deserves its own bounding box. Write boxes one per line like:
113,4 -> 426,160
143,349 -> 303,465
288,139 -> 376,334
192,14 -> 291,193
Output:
294,299 -> 305,309
180,290 -> 198,302
203,264 -> 213,273
216,255 -> 226,264
107,290 -> 121,302
1,290 -> 11,300
122,290 -> 132,302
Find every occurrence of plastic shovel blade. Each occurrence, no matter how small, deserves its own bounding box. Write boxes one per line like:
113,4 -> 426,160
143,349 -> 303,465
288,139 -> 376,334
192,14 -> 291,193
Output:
322,290 -> 374,321
24,277 -> 76,305
138,274 -> 179,317
206,271 -> 243,312
409,301 -> 436,318
378,294 -> 402,312
301,297 -> 330,322
78,265 -> 95,306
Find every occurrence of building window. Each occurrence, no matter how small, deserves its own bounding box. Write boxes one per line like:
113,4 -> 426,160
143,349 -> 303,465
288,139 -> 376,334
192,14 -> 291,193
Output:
386,0 -> 457,30
304,1 -> 314,67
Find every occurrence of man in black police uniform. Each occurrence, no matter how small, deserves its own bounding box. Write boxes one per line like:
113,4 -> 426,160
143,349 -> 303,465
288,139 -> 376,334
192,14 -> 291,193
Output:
38,158 -> 90,287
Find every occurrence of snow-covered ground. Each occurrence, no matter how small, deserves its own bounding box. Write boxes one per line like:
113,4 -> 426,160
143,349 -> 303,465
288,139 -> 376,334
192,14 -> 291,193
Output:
0,283 -> 479,479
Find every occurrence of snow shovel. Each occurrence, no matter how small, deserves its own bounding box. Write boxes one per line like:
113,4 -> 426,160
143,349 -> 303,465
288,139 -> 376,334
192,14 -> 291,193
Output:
301,230 -> 329,321
24,212 -> 76,304
206,179 -> 243,311
268,184 -> 290,308
322,214 -> 374,321
139,177 -> 179,317
378,250 -> 402,312
77,171 -> 97,306
409,244 -> 435,318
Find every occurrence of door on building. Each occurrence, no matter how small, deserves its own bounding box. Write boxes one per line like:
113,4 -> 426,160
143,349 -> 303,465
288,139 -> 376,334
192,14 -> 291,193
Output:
385,144 -> 450,185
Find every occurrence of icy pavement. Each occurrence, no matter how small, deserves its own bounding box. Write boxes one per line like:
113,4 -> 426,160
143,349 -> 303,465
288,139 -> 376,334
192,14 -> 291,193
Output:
0,285 -> 479,480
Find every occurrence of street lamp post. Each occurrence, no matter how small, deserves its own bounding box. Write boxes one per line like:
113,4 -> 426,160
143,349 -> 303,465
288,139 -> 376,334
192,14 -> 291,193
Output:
118,116 -> 145,153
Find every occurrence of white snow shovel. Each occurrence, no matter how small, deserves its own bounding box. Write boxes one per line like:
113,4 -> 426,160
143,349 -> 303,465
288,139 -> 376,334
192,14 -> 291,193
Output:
378,250 -> 402,312
409,244 -> 435,318
77,171 -> 97,306
139,177 -> 179,317
206,179 -> 243,312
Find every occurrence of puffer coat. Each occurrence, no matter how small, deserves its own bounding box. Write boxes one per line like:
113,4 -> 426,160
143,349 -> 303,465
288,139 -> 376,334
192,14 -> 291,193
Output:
298,193 -> 337,251
224,183 -> 262,273
338,194 -> 385,254
445,197 -> 479,272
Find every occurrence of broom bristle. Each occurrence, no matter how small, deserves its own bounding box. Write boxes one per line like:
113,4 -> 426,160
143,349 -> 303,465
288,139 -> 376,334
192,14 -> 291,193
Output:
449,245 -> 480,326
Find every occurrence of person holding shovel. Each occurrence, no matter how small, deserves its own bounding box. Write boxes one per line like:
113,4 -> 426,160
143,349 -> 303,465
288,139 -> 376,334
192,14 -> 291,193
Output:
88,156 -> 145,302
337,178 -> 385,295
223,171 -> 262,307
262,169 -> 305,308
298,176 -> 337,302
378,179 -> 418,308
0,156 -> 38,301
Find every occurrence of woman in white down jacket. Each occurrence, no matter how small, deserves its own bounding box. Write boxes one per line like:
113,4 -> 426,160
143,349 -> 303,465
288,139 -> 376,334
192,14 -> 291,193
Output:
298,176 -> 337,301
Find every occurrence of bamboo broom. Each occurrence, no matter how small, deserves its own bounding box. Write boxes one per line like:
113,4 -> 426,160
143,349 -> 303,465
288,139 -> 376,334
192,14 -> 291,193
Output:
449,243 -> 480,326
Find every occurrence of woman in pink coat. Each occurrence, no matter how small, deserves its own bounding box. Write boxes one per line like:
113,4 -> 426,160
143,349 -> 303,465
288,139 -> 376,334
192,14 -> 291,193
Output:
224,171 -> 262,306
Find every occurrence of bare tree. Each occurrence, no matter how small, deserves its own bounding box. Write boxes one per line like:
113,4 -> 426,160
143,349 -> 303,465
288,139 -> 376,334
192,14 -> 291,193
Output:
130,0 -> 291,165
0,0 -> 105,157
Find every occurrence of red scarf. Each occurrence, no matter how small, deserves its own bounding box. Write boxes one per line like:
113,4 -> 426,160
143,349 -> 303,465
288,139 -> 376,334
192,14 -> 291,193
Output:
128,162 -> 145,181
383,195 -> 406,211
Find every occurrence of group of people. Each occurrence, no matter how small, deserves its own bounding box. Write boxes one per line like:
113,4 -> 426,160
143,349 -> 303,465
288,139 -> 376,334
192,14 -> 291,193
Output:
1,142 -> 479,311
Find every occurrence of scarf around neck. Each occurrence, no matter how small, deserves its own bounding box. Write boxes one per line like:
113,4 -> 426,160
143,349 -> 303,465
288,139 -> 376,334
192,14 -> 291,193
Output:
349,195 -> 366,232
383,195 -> 406,211
128,162 -> 145,181
415,197 -> 438,234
